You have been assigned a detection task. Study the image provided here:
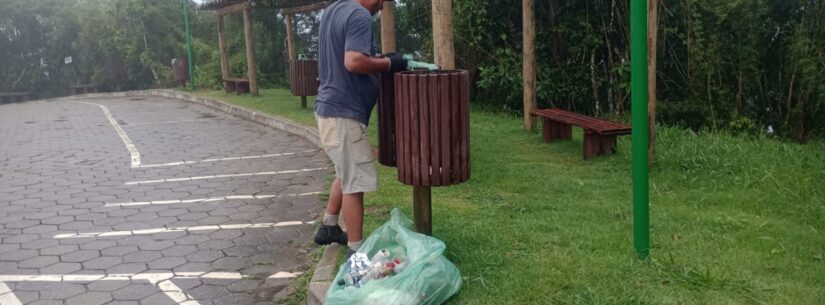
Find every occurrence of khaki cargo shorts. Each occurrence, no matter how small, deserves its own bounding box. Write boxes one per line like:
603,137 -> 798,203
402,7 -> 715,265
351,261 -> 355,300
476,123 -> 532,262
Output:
316,115 -> 378,194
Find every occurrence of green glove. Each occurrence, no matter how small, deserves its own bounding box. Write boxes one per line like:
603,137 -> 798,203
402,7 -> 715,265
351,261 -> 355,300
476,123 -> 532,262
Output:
403,54 -> 440,71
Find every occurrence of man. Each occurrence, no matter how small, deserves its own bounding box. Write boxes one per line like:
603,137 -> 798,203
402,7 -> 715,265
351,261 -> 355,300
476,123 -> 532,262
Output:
312,0 -> 408,256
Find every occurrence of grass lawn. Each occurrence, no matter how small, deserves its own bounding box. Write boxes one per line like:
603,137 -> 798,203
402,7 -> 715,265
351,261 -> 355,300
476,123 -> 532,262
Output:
193,89 -> 824,305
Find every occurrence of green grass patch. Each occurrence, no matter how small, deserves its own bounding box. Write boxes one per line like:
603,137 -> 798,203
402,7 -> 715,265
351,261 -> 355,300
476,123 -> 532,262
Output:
196,89 -> 319,126
277,246 -> 323,305
194,89 -> 825,305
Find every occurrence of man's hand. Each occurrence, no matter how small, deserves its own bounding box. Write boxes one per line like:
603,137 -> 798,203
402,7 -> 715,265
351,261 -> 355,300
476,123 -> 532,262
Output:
384,53 -> 408,73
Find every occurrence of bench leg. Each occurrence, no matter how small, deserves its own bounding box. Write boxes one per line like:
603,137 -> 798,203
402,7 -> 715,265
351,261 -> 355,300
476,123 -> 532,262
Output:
237,82 -> 250,95
542,119 -> 573,143
583,132 -> 618,160
600,135 -> 617,154
559,123 -> 572,140
541,119 -> 552,142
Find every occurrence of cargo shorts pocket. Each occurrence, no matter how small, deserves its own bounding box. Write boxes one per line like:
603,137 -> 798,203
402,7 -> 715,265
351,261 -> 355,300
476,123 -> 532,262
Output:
317,116 -> 341,149
347,121 -> 375,164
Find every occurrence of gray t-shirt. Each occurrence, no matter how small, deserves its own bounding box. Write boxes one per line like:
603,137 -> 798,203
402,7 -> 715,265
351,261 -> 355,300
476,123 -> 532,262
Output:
315,0 -> 379,126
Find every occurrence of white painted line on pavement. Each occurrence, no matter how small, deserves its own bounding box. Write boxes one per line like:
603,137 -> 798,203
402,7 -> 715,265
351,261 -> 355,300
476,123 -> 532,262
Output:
0,271 -> 303,305
157,279 -> 202,305
124,167 -> 327,185
73,101 -> 142,168
124,119 -> 212,127
0,282 -> 23,305
52,221 -> 312,239
104,192 -> 321,207
137,149 -> 318,168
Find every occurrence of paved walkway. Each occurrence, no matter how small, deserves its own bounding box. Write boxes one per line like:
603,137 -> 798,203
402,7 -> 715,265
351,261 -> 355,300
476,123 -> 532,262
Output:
0,96 -> 328,305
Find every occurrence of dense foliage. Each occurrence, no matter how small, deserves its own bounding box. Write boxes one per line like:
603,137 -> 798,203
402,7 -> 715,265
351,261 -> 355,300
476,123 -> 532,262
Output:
0,0 -> 315,93
1,0 -> 822,140
439,0 -> 825,141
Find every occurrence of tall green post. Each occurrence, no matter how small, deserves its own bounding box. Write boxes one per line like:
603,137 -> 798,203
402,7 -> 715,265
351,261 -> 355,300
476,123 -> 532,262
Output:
631,0 -> 650,259
183,0 -> 195,90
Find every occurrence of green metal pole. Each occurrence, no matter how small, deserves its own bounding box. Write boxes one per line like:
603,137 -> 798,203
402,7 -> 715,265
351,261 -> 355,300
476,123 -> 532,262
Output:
631,0 -> 650,259
183,0 -> 195,90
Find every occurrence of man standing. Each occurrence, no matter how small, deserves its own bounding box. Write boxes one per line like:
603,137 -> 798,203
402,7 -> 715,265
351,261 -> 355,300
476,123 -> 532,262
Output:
312,0 -> 407,255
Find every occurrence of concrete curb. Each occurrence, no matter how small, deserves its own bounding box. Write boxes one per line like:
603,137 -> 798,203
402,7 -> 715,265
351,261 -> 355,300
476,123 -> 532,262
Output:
33,90 -> 340,305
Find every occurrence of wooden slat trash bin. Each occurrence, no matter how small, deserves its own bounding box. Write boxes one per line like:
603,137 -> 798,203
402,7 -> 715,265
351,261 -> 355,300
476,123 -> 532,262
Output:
392,70 -> 471,187
377,71 -> 397,167
288,55 -> 318,109
172,58 -> 190,86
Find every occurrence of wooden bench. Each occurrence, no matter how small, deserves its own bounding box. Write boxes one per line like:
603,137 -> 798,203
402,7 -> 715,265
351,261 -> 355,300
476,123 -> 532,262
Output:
531,108 -> 632,160
68,84 -> 96,95
223,78 -> 250,95
0,92 -> 32,104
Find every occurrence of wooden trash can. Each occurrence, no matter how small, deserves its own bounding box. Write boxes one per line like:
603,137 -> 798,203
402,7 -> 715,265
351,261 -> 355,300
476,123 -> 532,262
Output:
172,57 -> 189,86
392,70 -> 471,187
378,71 -> 397,167
288,57 -> 318,109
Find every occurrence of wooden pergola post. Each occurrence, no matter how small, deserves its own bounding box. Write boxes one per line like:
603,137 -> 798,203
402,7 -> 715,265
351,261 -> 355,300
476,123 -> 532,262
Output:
523,0 -> 536,130
380,0 -> 397,53
243,7 -> 258,95
285,14 -> 297,61
431,0 -> 455,69
285,13 -> 300,105
217,15 -> 229,81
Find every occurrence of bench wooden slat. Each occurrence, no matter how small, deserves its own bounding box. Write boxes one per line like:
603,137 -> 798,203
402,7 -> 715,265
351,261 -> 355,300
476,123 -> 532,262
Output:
530,108 -> 631,160
531,108 -> 630,135
0,92 -> 32,104
223,78 -> 251,95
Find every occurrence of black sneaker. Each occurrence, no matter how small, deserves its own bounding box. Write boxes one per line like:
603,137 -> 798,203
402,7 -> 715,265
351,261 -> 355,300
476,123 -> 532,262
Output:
314,225 -> 348,245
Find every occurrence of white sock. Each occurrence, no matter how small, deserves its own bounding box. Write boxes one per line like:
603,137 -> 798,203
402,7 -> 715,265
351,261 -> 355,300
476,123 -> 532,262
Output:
322,213 -> 339,226
348,240 -> 363,252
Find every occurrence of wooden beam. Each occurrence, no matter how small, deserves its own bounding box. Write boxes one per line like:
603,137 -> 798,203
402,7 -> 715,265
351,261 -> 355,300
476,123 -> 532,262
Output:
431,0 -> 455,69
380,0 -> 397,53
285,14 -> 297,61
523,0 -> 536,130
243,7 -> 258,95
215,1 -> 250,16
281,1 -> 330,15
648,0 -> 659,167
217,15 -> 229,80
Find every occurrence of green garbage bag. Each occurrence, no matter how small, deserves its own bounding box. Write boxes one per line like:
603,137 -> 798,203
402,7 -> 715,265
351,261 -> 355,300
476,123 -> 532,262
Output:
325,209 -> 462,305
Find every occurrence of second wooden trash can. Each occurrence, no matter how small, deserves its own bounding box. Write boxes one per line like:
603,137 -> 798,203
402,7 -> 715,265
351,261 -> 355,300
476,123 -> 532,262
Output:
288,57 -> 318,108
388,70 -> 471,187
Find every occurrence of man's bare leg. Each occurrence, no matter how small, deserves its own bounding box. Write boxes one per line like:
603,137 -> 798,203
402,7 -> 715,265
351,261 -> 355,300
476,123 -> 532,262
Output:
341,192 -> 364,245
326,178 -> 343,215
314,178 -> 348,245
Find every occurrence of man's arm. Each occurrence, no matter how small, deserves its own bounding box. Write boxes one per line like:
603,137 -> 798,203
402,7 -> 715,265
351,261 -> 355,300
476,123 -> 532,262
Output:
344,51 -> 390,75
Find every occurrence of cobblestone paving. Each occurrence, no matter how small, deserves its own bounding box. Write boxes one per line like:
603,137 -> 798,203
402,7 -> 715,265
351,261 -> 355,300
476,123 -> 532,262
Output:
0,96 -> 328,305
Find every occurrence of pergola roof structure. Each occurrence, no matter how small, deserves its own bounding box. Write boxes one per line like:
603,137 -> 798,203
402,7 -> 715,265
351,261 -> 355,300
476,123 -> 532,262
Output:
199,0 -> 330,11
198,0 -> 332,95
